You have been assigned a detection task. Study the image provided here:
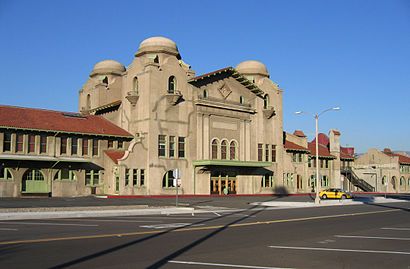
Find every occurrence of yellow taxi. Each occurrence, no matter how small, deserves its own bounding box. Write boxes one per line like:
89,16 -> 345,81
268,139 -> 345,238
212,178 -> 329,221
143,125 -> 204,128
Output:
319,188 -> 354,199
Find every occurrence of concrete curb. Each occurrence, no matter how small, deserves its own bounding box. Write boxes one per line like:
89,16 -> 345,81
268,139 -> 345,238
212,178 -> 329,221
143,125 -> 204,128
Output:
0,207 -> 195,220
250,197 -> 409,208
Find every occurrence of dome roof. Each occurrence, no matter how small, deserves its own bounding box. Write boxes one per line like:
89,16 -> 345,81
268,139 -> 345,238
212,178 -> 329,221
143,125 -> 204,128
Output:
135,36 -> 181,59
235,60 -> 269,77
91,60 -> 125,75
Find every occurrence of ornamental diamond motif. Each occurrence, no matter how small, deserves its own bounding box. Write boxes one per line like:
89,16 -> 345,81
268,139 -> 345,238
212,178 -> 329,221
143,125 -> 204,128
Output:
218,84 -> 232,99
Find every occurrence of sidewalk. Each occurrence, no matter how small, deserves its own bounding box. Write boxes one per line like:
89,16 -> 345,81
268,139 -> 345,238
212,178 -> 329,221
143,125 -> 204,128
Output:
0,194 -> 408,220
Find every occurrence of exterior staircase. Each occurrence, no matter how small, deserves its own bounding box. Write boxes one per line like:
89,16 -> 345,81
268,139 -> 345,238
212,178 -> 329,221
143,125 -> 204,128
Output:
341,167 -> 375,192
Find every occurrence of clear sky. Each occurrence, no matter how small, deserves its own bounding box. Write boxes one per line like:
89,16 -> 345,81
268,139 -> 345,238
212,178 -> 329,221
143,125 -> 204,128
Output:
0,0 -> 409,153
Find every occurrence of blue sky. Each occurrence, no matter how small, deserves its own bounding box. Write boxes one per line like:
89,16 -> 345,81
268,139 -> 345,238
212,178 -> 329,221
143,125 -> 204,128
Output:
0,0 -> 409,153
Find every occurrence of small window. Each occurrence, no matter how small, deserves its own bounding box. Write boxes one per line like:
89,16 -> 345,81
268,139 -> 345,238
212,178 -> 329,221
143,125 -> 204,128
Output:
118,140 -> 124,149
221,140 -> 228,160
39,135 -> 47,154
261,173 -> 274,188
140,169 -> 145,186
54,169 -> 76,181
82,138 -> 89,156
3,132 -> 12,152
158,135 -> 166,157
134,77 -> 138,94
257,144 -> 263,162
230,141 -> 237,160
271,145 -> 276,162
133,169 -> 138,186
16,133 -> 24,152
239,96 -> 244,104
60,136 -> 68,154
211,139 -> 219,159
178,137 -> 186,158
169,136 -> 176,158
28,135 -> 36,153
86,94 -> 91,110
108,139 -> 114,149
168,76 -> 176,94
125,168 -> 130,186
265,144 -> 269,162
102,76 -> 108,84
263,94 -> 269,109
203,89 -> 208,99
71,137 -> 78,155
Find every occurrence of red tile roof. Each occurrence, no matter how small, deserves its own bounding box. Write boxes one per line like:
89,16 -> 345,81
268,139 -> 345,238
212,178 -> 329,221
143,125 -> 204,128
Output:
0,105 -> 133,138
331,130 -> 341,135
311,133 -> 330,146
104,150 -> 126,164
308,142 -> 335,158
293,130 -> 306,137
382,150 -> 410,165
89,100 -> 122,113
340,151 -> 355,160
284,140 -> 309,152
188,67 -> 232,81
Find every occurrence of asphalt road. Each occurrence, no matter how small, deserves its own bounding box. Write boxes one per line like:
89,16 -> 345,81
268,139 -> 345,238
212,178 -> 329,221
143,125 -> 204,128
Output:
0,201 -> 409,268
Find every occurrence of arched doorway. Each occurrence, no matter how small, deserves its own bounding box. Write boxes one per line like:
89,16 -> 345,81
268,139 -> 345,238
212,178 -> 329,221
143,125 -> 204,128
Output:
22,169 -> 48,193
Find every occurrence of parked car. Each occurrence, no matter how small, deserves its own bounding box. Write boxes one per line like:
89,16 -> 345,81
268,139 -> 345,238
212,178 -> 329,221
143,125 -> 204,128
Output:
319,188 -> 355,199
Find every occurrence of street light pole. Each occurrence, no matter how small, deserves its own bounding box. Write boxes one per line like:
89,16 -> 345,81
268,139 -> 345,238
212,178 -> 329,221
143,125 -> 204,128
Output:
295,107 -> 340,205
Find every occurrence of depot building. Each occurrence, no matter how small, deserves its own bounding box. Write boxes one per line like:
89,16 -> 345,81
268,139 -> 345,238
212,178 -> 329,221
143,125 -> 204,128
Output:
0,37 -> 354,197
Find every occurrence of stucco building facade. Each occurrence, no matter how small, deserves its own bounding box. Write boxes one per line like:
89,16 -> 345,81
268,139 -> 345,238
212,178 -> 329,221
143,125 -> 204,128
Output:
2,36 -> 405,197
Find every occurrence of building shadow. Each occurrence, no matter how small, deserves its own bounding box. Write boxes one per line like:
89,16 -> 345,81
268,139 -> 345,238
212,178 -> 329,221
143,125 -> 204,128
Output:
48,204 -> 265,269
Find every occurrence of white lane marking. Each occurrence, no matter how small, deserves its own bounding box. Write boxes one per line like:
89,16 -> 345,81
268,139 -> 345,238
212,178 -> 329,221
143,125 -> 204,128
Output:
335,235 -> 410,241
169,260 -> 294,269
269,245 -> 410,255
0,221 -> 98,227
0,228 -> 18,231
381,227 -> 410,231
213,212 -> 221,216
140,223 -> 204,229
124,216 -> 209,219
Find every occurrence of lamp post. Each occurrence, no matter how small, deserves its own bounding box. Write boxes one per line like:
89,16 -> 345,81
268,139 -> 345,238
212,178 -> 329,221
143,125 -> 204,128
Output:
295,107 -> 340,204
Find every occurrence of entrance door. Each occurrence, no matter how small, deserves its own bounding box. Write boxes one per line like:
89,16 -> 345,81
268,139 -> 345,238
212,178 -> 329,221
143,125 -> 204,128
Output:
22,169 -> 48,193
210,177 -> 237,195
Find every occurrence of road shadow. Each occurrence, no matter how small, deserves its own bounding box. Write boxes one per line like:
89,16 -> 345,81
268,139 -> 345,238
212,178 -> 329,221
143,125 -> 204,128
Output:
48,204 -> 265,269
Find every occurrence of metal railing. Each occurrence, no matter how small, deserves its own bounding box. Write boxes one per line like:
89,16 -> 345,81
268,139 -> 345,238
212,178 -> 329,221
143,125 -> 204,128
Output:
341,167 -> 375,192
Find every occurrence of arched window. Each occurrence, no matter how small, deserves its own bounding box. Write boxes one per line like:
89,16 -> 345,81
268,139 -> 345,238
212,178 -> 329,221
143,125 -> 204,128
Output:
162,170 -> 175,188
239,96 -> 244,104
86,94 -> 91,110
211,139 -> 219,159
168,76 -> 176,94
229,141 -> 237,160
203,89 -> 208,99
263,94 -> 269,109
221,140 -> 228,160
382,176 -> 387,185
23,169 -> 44,181
134,77 -> 138,94
391,176 -> 396,189
400,176 -> 405,186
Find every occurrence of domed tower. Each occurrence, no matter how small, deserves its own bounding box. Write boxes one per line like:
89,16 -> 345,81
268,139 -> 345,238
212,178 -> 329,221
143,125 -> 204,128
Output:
235,60 -> 270,85
135,36 -> 181,59
79,60 -> 125,115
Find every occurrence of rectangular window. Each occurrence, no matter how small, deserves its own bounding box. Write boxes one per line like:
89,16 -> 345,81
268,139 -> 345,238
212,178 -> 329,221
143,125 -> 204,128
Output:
298,153 -> 303,163
39,135 -> 47,154
292,153 -> 297,162
92,139 -> 99,156
178,137 -> 185,158
320,159 -> 324,168
82,138 -> 89,156
271,145 -> 276,162
257,144 -> 263,161
169,136 -> 175,158
108,139 -> 114,149
93,171 -> 100,185
125,168 -> 130,186
28,135 -> 36,153
3,132 -> 12,152
140,169 -> 145,186
265,144 -> 269,162
118,140 -> 123,149
71,137 -> 78,155
16,133 -> 24,152
325,159 -> 329,168
158,135 -> 166,157
60,136 -> 67,154
133,169 -> 138,185
308,157 -> 312,167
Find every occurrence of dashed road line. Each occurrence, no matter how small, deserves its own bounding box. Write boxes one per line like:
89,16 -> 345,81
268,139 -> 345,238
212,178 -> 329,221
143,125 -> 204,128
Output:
335,235 -> 410,241
0,221 -> 98,227
381,227 -> 410,231
169,260 -> 295,268
269,245 -> 410,255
